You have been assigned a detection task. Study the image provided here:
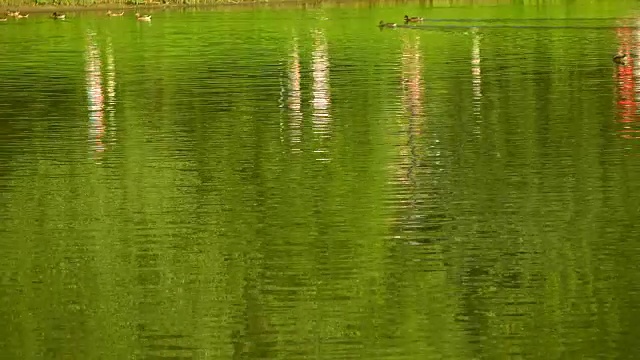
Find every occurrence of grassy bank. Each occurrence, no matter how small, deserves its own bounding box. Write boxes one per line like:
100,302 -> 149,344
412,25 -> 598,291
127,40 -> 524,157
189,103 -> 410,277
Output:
1,0 -> 246,14
0,0 -> 632,14
0,0 -> 547,14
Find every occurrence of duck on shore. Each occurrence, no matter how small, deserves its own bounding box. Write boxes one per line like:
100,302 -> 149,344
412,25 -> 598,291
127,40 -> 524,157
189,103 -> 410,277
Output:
135,13 -> 151,21
378,20 -> 397,28
107,10 -> 124,16
404,15 -> 424,23
52,12 -> 65,20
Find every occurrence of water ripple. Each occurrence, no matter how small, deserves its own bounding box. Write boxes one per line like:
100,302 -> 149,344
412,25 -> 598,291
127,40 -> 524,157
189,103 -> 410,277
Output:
1,6 -> 640,360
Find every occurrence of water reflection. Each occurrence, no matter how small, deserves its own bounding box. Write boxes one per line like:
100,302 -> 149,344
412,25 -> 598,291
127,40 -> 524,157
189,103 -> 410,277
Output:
105,38 -> 117,139
287,37 -> 303,152
390,35 -> 426,242
471,27 -> 482,116
402,36 -> 424,122
4,8 -> 640,359
86,32 -> 106,160
311,29 -> 331,161
614,24 -> 640,145
635,19 -> 640,116
399,36 -> 423,184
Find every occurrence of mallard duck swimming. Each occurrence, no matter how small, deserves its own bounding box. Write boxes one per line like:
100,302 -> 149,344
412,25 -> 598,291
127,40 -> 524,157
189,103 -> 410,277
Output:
52,12 -> 65,20
613,53 -> 627,65
107,10 -> 124,16
404,15 -> 424,23
6,10 -> 20,17
378,20 -> 397,28
135,13 -> 151,21
16,13 -> 28,18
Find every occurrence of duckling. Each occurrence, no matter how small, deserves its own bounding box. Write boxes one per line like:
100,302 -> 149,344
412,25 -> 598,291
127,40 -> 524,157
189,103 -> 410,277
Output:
378,20 -> 397,28
51,12 -> 66,20
16,13 -> 28,18
135,13 -> 151,22
613,53 -> 627,65
107,10 -> 124,16
404,15 -> 424,23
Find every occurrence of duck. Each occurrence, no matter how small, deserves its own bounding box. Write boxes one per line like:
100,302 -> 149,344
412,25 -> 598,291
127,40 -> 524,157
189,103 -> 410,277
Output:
107,10 -> 124,16
16,13 -> 28,18
404,15 -> 424,23
135,13 -> 151,21
51,12 -> 65,20
613,53 -> 627,65
378,20 -> 397,28
0,17 -> 6,21
6,10 -> 20,17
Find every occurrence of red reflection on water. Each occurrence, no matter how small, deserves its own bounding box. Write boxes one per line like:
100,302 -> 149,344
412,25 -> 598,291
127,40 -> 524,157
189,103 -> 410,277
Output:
615,24 -> 640,140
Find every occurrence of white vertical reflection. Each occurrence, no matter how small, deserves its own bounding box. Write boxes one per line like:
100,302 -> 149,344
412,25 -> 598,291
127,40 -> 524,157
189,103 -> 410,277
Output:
471,27 -> 482,116
105,38 -> 117,127
288,37 -> 303,152
86,32 -> 105,159
311,29 -> 331,161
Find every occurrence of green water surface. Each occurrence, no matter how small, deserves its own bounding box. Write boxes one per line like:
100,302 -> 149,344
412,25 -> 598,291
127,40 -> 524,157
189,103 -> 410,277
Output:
2,1 -> 640,358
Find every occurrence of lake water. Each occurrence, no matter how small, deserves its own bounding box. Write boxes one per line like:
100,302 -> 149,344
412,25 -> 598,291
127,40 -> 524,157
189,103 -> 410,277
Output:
2,2 -> 640,358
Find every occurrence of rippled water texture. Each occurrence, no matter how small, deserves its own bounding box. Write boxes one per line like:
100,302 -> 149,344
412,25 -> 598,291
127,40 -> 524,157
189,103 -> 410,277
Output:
2,2 -> 640,358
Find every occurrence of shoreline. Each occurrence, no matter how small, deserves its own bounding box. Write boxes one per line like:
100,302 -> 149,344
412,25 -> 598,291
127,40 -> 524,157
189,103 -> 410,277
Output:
1,0 -> 538,16
3,0 -> 313,15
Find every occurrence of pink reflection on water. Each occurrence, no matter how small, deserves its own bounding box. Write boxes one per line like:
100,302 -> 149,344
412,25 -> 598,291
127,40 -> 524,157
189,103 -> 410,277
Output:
401,36 -> 423,119
396,35 -> 424,186
389,35 -> 427,239
311,29 -> 331,161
